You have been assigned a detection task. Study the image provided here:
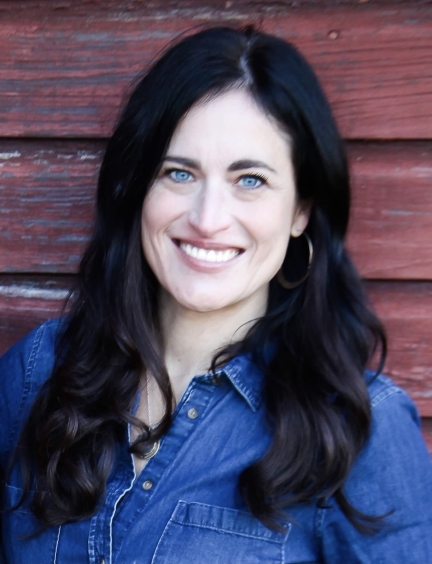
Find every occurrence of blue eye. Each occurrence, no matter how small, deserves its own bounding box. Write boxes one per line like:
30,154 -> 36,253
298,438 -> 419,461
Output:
168,169 -> 193,183
239,174 -> 267,189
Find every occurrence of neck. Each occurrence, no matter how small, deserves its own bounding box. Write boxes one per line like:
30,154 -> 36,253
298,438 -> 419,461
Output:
159,289 -> 267,402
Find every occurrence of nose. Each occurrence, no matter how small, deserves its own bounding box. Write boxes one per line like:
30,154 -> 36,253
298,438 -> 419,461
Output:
187,180 -> 231,236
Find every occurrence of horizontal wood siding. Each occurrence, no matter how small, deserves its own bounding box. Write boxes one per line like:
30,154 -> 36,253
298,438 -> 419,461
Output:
0,277 -> 71,354
0,140 -> 100,273
347,143 -> 432,279
367,282 -> 432,417
2,141 -> 431,279
0,1 -> 431,453
0,5 -> 431,139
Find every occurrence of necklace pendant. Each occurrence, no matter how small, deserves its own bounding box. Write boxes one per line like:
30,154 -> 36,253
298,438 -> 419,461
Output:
138,440 -> 160,460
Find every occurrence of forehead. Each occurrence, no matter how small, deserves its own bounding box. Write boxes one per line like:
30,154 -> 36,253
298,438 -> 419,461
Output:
166,89 -> 292,168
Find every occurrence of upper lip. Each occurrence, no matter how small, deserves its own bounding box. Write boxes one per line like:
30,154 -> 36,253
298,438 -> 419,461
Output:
174,238 -> 244,251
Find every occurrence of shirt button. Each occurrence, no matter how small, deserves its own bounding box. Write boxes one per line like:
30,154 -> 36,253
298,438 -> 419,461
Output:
187,407 -> 199,419
101,559 -> 105,564
142,480 -> 153,491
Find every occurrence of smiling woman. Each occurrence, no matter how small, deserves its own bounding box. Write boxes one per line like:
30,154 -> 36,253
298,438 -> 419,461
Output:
141,90 -> 309,317
1,26 -> 431,564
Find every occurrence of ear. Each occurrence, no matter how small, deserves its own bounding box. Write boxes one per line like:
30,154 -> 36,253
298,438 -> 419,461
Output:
290,199 -> 312,238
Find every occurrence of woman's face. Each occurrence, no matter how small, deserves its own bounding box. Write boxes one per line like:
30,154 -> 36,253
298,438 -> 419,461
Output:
141,89 -> 310,314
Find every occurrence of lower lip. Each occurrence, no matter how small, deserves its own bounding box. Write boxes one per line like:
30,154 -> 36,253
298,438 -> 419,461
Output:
174,241 -> 242,272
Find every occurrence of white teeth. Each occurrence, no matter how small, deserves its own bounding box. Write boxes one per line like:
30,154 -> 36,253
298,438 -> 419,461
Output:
197,248 -> 207,261
180,243 -> 239,263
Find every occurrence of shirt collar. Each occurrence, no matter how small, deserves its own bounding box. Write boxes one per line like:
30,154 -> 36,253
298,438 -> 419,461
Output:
220,353 -> 265,413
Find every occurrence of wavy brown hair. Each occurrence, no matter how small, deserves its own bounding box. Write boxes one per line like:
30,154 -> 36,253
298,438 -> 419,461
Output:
12,26 -> 386,532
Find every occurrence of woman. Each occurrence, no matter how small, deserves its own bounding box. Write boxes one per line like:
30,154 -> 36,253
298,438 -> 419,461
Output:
1,26 -> 431,564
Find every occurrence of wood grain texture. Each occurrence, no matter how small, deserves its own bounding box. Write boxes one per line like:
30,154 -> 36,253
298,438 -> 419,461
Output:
366,281 -> 432,417
1,0 -> 431,17
0,140 -> 101,273
347,142 -> 432,279
0,276 -> 70,355
2,140 -> 431,278
0,4 -> 431,139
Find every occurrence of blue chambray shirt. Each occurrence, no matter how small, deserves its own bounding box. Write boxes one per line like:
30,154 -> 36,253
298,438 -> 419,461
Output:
1,319 -> 432,564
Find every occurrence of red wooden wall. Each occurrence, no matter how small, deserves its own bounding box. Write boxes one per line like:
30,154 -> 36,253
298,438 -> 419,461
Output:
0,0 -> 431,450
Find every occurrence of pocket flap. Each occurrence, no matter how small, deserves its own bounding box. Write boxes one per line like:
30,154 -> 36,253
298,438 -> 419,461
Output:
172,500 -> 290,542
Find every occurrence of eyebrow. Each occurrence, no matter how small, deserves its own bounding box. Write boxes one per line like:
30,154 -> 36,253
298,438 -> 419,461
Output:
228,159 -> 276,173
163,156 -> 276,174
163,156 -> 199,169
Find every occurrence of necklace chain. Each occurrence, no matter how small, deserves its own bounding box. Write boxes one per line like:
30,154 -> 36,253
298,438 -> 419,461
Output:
146,371 -> 152,428
138,371 -> 160,461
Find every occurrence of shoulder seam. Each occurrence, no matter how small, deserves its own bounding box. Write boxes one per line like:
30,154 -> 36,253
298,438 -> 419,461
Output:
371,385 -> 402,409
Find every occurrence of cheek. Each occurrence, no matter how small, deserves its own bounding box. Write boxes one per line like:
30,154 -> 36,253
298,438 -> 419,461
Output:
140,194 -> 169,268
247,198 -> 295,255
141,189 -> 175,244
141,205 -> 157,256
140,188 -> 191,275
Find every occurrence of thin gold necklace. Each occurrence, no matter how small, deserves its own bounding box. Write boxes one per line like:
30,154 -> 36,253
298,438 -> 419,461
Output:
137,372 -> 160,460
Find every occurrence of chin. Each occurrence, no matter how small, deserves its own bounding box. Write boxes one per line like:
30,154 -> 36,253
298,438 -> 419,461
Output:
179,299 -> 230,313
172,289 -> 234,313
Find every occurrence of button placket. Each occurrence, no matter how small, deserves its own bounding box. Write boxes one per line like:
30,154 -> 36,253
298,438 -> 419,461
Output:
109,378 -> 223,563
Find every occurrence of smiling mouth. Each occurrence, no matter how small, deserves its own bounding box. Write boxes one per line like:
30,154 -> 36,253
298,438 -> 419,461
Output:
176,240 -> 242,263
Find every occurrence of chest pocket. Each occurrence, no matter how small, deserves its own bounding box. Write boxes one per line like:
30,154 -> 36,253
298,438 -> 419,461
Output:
152,500 -> 290,564
3,484 -> 60,564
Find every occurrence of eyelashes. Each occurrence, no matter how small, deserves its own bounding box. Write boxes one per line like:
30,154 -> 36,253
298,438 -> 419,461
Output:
238,173 -> 268,189
165,168 -> 194,183
162,168 -> 269,189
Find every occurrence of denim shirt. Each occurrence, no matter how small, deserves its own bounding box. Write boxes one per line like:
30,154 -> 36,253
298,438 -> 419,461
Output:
1,320 -> 432,564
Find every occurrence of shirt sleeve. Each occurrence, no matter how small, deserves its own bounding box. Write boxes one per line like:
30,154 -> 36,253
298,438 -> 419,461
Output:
0,321 -> 58,469
319,386 -> 432,564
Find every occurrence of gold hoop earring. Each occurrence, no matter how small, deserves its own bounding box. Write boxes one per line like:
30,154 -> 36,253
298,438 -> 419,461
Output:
277,232 -> 313,290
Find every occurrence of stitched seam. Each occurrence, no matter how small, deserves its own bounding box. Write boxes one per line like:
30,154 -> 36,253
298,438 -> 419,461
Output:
109,468 -> 135,564
314,504 -> 327,564
315,504 -> 325,541
371,386 -> 402,408
151,510 -> 177,564
281,533 -> 285,564
170,520 -> 282,543
223,361 -> 263,411
174,500 -> 272,523
280,523 -> 291,563
227,374 -> 259,411
53,526 -> 61,564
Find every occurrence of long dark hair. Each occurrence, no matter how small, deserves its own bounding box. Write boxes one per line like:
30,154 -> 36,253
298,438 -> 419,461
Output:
14,26 -> 386,531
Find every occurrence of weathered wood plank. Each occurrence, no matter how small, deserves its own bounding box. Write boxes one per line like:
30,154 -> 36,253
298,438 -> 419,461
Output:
0,276 -> 70,355
1,0 -> 431,17
0,140 -> 101,273
2,140 -> 431,278
366,281 -> 432,417
0,5 -> 431,138
347,142 -> 432,279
